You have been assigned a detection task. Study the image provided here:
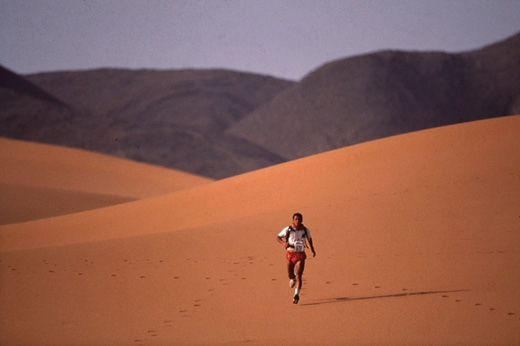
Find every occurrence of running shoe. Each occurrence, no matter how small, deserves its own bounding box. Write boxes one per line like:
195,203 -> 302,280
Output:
293,294 -> 299,304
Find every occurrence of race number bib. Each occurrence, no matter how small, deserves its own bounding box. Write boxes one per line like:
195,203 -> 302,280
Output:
293,240 -> 305,252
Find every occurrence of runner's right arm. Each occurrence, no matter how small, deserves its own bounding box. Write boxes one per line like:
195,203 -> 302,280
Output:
276,235 -> 288,249
277,227 -> 290,249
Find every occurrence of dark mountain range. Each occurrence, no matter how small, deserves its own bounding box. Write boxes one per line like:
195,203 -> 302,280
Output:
1,32 -> 518,178
1,68 -> 293,178
228,32 -> 520,159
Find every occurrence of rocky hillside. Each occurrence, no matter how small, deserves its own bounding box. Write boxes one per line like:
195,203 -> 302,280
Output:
227,32 -> 520,159
1,68 -> 293,178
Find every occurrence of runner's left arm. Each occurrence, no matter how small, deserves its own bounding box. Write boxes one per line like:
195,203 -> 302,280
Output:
308,238 -> 316,257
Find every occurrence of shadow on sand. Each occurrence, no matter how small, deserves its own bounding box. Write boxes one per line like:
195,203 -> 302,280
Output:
301,289 -> 469,306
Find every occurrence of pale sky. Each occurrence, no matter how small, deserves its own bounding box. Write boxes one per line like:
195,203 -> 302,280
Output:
1,0 -> 519,81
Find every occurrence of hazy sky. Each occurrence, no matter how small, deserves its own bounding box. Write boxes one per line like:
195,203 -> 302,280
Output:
1,0 -> 519,80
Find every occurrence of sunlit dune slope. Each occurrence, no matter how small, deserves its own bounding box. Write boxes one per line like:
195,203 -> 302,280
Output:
0,116 -> 519,345
0,137 -> 212,224
1,116 -> 518,251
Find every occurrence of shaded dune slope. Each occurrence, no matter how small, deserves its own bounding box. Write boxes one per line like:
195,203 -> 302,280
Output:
0,137 -> 212,224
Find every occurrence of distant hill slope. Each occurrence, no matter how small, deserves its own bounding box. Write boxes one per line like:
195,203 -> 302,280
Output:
227,32 -> 520,159
0,65 -> 85,145
1,68 -> 293,178
0,66 -> 65,106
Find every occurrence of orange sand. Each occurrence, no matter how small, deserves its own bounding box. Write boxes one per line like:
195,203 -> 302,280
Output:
1,116 -> 519,345
0,138 -> 212,224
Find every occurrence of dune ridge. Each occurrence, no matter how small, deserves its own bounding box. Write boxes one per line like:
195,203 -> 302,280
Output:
0,116 -> 519,345
1,116 -> 518,250
0,137 -> 212,224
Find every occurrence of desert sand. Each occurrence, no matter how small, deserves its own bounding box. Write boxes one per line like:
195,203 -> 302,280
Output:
1,115 -> 519,345
0,138 -> 212,224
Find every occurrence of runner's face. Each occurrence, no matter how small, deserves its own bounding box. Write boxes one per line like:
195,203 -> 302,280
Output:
293,216 -> 302,227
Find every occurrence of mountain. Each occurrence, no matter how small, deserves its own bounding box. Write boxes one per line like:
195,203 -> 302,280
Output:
1,68 -> 293,178
0,65 -> 85,145
227,32 -> 520,159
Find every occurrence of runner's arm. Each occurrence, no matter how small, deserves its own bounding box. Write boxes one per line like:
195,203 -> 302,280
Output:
276,235 -> 289,249
277,228 -> 290,249
308,238 -> 316,257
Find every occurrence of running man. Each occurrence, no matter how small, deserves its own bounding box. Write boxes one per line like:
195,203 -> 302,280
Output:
276,213 -> 316,304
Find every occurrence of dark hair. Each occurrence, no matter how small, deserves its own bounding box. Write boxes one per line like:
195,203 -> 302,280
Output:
293,213 -> 303,220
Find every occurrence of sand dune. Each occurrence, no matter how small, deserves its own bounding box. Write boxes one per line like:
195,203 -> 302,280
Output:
0,137 -> 212,224
1,116 -> 519,345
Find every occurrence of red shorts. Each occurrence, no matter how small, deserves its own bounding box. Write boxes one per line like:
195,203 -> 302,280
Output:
286,251 -> 307,264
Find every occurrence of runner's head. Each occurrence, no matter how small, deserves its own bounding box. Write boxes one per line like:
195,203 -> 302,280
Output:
293,213 -> 303,227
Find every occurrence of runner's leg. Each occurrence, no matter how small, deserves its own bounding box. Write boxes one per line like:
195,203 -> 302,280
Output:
293,260 -> 305,303
294,259 -> 305,290
287,261 -> 296,280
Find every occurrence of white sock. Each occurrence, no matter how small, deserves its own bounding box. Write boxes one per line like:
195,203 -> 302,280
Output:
295,288 -> 301,295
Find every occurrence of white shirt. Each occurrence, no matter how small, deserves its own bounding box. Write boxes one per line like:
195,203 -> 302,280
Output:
278,226 -> 311,252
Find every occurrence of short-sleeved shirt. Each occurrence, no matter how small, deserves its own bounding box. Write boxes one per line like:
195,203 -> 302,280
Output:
278,226 -> 311,253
